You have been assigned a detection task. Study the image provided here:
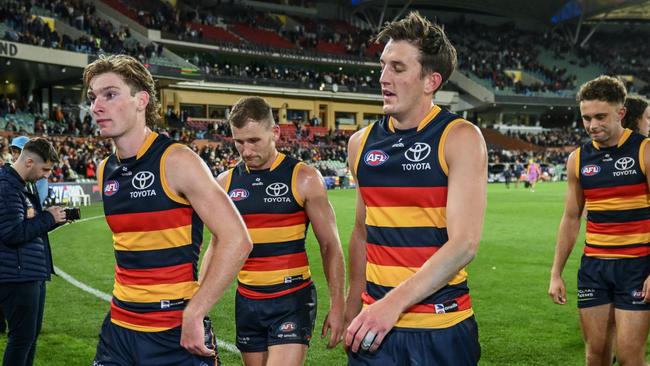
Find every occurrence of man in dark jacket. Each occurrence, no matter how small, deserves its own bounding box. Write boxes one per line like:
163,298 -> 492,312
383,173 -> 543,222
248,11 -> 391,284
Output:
0,138 -> 66,366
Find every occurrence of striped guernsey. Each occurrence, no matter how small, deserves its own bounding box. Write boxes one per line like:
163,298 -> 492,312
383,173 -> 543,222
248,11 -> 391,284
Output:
225,153 -> 312,299
577,129 -> 650,258
355,105 -> 474,329
98,132 -> 204,332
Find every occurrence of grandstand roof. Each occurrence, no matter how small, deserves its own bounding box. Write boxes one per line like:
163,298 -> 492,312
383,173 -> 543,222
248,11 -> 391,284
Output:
1,58 -> 82,86
350,0 -> 647,26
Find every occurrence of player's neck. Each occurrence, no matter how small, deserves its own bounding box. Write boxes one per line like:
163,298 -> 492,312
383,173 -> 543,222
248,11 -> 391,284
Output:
390,102 -> 435,130
248,149 -> 279,171
114,126 -> 152,160
597,127 -> 625,148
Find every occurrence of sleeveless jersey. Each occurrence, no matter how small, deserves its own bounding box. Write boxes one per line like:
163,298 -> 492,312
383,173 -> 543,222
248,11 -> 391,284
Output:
355,105 -> 474,329
577,129 -> 650,258
225,153 -> 312,299
98,132 -> 204,332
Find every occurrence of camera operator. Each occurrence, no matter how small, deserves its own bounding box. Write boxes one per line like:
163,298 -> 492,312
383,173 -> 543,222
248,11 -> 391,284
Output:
0,137 -> 66,366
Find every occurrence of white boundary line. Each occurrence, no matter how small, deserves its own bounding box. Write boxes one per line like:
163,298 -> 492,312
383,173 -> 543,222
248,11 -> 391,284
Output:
52,214 -> 240,354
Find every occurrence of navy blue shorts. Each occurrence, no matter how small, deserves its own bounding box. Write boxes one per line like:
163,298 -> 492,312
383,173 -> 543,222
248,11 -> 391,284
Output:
93,313 -> 221,366
347,316 -> 480,366
235,283 -> 317,352
577,255 -> 650,310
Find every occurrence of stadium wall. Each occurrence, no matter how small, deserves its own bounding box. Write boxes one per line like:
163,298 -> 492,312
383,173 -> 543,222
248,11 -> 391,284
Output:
161,87 -> 384,130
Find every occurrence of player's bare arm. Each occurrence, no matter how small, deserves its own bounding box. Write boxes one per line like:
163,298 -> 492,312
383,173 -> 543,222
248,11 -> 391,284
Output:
165,146 -> 252,356
344,128 -> 369,330
642,139 -> 650,303
296,163 -> 346,348
346,121 -> 487,353
549,150 -> 584,305
198,170 -> 231,284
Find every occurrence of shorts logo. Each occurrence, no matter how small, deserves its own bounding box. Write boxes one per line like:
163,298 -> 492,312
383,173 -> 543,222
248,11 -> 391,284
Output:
284,274 -> 303,283
434,300 -> 459,314
614,157 -> 635,171
632,290 -> 643,299
229,188 -> 249,201
364,150 -> 389,166
279,322 -> 296,332
581,165 -> 601,176
132,171 -> 155,190
404,142 -> 431,162
104,180 -> 119,196
577,289 -> 596,301
266,183 -> 289,197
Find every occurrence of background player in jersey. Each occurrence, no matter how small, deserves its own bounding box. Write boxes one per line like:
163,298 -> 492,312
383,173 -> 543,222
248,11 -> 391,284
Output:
200,96 -> 345,366
83,54 -> 252,366
549,75 -> 650,366
622,96 -> 650,137
526,158 -> 541,192
344,11 -> 487,366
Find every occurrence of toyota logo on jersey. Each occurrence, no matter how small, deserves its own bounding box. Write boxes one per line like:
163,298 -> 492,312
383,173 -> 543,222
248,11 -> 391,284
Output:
614,157 -> 635,171
131,171 -> 155,190
404,142 -> 431,162
364,150 -> 389,166
229,188 -> 249,201
266,183 -> 289,197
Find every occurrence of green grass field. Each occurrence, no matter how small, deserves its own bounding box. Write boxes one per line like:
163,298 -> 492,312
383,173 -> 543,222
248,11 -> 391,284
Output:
1,182 -> 647,365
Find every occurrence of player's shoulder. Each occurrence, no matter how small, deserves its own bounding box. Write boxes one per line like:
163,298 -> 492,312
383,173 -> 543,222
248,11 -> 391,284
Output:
445,119 -> 482,140
295,161 -> 322,181
164,143 -> 200,164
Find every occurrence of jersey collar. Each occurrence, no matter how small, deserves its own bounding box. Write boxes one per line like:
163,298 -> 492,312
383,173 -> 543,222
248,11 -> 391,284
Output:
387,105 -> 441,133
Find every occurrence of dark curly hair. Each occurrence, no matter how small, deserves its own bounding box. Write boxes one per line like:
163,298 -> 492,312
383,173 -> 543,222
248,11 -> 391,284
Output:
622,96 -> 648,132
576,75 -> 626,105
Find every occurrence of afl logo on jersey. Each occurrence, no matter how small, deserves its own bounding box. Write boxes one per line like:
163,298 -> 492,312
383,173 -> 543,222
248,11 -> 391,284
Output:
581,165 -> 601,176
104,180 -> 119,196
229,188 -> 249,201
364,150 -> 389,166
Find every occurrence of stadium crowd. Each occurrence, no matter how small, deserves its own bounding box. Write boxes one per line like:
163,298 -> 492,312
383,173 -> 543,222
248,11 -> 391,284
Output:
505,127 -> 588,147
0,121 -> 573,184
448,18 -> 578,94
194,58 -> 378,93
2,0 -> 164,64
9,0 -> 645,98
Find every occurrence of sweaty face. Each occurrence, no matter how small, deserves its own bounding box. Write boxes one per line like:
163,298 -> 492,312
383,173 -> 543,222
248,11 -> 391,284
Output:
580,100 -> 625,147
87,72 -> 145,139
638,106 -> 650,137
379,39 -> 436,124
231,120 -> 279,170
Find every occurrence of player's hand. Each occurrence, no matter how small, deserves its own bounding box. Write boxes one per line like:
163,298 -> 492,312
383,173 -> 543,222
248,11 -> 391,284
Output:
642,274 -> 650,303
180,312 -> 214,357
321,301 -> 345,348
46,206 -> 66,224
345,298 -> 400,354
548,274 -> 567,305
